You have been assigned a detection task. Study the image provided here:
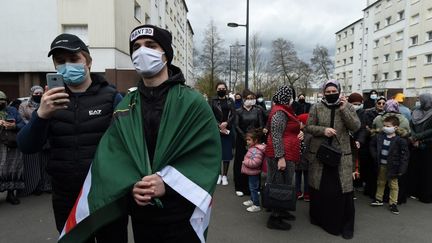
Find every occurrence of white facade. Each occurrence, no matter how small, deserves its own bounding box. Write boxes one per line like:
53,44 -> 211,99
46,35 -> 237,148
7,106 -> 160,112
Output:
335,0 -> 432,98
0,0 -> 194,98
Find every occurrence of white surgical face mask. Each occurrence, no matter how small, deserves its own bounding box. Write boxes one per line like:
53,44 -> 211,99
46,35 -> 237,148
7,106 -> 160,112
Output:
132,46 -> 166,78
383,126 -> 396,135
244,99 -> 256,107
370,94 -> 378,100
415,101 -> 420,107
257,97 -> 264,103
353,104 -> 364,111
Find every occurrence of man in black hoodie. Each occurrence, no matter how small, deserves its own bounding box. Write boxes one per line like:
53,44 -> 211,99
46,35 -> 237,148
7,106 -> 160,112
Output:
17,34 -> 127,242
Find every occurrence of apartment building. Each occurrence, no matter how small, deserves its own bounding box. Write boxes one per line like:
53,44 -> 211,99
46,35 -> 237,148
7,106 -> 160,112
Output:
334,0 -> 432,100
0,0 -> 194,99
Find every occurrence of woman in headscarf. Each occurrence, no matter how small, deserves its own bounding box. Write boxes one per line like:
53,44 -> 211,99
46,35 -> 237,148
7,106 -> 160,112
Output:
0,90 -> 25,204
305,80 -> 360,239
264,85 -> 302,230
18,86 -> 51,196
409,93 -> 432,203
233,89 -> 265,196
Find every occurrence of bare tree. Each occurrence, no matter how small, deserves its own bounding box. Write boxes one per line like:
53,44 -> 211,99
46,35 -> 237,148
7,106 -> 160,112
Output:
199,20 -> 226,96
310,45 -> 334,83
250,33 -> 265,92
270,38 -> 309,89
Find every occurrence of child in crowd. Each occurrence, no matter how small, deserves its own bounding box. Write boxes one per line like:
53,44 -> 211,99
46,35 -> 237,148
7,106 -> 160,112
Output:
295,113 -> 310,201
369,116 -> 409,214
241,128 -> 266,212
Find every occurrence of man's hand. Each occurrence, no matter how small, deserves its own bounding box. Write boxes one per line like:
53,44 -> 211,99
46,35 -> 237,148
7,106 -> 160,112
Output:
132,173 -> 166,206
37,86 -> 70,119
352,171 -> 360,180
339,96 -> 347,110
297,131 -> 304,141
0,120 -> 16,130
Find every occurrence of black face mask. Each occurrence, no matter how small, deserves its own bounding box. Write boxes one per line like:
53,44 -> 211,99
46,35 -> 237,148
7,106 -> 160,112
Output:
0,103 -> 6,110
217,90 -> 227,98
298,99 -> 305,104
325,93 -> 339,104
32,95 -> 42,103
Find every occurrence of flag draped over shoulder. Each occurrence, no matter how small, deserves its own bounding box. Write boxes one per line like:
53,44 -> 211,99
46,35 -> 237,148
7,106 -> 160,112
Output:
59,84 -> 221,243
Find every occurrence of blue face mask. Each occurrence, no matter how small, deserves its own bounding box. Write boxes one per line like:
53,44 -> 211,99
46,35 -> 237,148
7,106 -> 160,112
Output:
56,63 -> 87,86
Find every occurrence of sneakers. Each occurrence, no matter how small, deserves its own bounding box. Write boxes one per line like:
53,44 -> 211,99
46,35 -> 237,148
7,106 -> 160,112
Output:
303,192 -> 310,202
267,216 -> 292,230
296,192 -> 303,200
370,199 -> 383,206
390,204 -> 400,215
221,176 -> 228,186
246,205 -> 261,212
235,191 -> 244,197
243,200 -> 254,207
216,175 -> 222,185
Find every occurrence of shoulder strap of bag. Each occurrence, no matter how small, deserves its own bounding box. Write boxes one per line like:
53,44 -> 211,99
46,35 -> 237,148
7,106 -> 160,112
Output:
328,107 -> 337,145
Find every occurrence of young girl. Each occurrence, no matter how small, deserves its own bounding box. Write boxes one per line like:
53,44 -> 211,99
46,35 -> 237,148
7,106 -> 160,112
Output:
241,129 -> 266,212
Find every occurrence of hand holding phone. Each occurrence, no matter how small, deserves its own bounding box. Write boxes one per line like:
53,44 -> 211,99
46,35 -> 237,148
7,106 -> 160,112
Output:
46,73 -> 64,89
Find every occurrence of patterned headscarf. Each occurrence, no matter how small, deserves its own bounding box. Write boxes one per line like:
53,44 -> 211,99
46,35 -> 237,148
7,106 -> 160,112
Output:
384,99 -> 399,113
272,85 -> 293,105
412,93 -> 432,125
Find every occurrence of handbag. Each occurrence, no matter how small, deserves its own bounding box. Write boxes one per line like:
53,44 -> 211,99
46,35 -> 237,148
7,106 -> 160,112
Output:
316,107 -> 342,167
0,127 -> 17,148
261,170 -> 296,211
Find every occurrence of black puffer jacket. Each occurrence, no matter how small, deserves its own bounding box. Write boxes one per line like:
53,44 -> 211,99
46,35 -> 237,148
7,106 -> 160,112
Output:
47,74 -> 117,186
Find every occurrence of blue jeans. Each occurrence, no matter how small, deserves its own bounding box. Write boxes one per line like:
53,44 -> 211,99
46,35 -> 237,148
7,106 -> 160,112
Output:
295,170 -> 309,194
249,174 -> 260,206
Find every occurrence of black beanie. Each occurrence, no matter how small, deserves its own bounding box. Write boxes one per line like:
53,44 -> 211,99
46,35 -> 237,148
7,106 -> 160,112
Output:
129,25 -> 174,65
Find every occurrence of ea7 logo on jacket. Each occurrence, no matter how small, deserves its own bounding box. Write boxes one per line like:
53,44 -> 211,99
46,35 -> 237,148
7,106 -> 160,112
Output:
89,110 -> 102,116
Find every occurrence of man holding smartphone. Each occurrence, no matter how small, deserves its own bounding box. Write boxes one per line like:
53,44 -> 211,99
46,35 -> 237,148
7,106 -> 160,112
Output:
17,34 -> 126,242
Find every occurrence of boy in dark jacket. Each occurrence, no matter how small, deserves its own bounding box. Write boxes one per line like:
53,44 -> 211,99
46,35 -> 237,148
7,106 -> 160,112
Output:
369,116 -> 409,214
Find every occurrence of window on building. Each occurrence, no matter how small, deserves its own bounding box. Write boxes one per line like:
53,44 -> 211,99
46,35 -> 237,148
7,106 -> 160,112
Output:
344,45 -> 347,51
337,48 -> 340,54
350,42 -> 354,49
426,54 -> 432,64
411,13 -> 420,25
407,78 -> 416,87
395,70 -> 401,79
343,59 -> 347,65
373,74 -> 378,81
351,27 -> 355,34
374,39 -> 380,48
365,28 -> 368,34
350,56 -> 353,63
396,51 -> 403,60
383,72 -> 389,80
398,10 -> 405,20
411,35 -> 418,46
344,31 -> 348,38
385,17 -> 391,26
425,77 -> 432,86
134,1 -> 142,22
396,30 -> 404,40
427,31 -> 432,41
384,54 -> 390,62
145,13 -> 150,24
373,56 -> 379,64
63,25 -> 88,45
384,35 -> 391,45
428,8 -> 432,19
366,11 -> 369,18
338,34 -> 341,41
409,57 -> 417,67
375,22 -> 380,31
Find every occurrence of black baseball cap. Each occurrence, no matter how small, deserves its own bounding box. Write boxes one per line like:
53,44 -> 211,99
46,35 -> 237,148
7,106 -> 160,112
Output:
48,33 -> 90,57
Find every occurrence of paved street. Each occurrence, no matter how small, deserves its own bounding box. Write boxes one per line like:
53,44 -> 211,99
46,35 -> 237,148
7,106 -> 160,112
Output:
1,175 -> 431,243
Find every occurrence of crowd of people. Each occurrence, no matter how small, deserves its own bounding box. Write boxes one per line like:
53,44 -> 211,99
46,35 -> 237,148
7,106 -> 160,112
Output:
210,81 -> 432,240
1,24 -> 432,242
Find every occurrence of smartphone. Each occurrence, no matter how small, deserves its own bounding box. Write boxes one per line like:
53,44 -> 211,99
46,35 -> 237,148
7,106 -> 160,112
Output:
46,73 -> 64,89
6,118 -> 15,123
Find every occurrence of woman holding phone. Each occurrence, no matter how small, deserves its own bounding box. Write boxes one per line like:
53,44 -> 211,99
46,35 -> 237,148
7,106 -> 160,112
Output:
0,90 -> 25,205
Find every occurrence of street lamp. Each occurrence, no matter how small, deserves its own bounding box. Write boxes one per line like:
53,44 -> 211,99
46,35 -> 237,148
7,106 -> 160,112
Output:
229,44 -> 245,92
227,0 -> 249,90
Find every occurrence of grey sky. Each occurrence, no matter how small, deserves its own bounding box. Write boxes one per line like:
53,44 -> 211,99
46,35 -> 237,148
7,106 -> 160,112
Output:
185,0 -> 367,62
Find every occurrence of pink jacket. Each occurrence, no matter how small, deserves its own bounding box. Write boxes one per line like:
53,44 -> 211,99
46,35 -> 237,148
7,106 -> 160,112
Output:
241,143 -> 267,175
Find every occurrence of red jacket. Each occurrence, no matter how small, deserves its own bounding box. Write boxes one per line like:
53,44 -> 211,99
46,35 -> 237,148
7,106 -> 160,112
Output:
241,143 -> 267,175
265,104 -> 301,162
